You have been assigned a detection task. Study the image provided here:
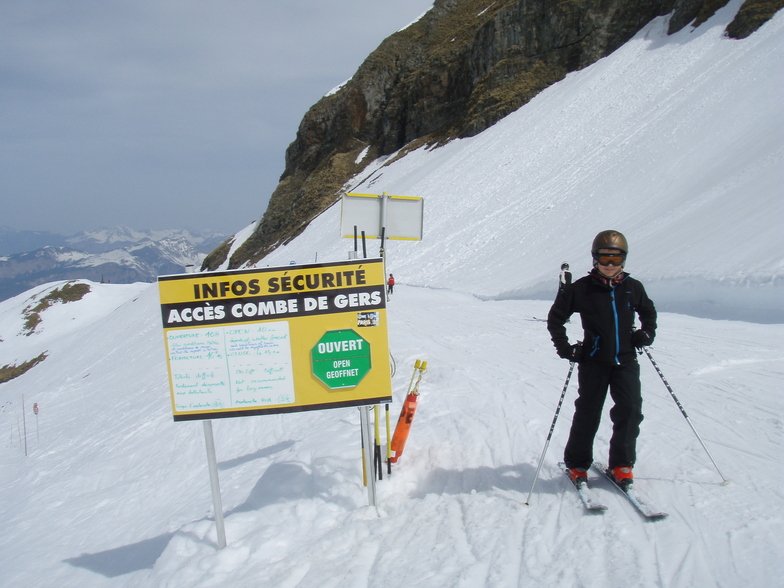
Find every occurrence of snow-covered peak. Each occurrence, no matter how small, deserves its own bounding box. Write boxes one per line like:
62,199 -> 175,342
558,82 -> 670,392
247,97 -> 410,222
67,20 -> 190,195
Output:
65,226 -> 227,254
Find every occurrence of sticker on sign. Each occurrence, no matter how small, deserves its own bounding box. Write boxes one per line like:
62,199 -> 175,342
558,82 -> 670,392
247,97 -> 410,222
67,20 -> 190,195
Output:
311,329 -> 372,389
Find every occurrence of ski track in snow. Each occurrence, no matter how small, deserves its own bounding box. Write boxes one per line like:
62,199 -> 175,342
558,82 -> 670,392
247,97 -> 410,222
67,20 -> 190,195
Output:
1,282 -> 782,587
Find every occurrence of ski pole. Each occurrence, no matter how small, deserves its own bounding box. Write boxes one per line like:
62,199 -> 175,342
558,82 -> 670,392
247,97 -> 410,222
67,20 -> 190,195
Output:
385,404 -> 392,475
525,361 -> 575,506
642,347 -> 729,485
360,408 -> 367,486
411,361 -> 427,395
374,405 -> 382,480
406,360 -> 422,395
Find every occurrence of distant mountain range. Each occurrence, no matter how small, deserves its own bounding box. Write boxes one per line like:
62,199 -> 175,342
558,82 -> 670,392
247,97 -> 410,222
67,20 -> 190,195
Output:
0,226 -> 227,302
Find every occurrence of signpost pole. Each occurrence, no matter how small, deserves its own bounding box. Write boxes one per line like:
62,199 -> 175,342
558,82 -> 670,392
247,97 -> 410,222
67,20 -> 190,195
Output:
379,193 -> 389,300
202,420 -> 227,549
33,403 -> 39,442
359,406 -> 378,511
379,192 -> 388,258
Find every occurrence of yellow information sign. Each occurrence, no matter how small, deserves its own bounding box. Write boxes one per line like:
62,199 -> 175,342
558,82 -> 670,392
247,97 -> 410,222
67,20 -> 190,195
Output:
158,258 -> 392,421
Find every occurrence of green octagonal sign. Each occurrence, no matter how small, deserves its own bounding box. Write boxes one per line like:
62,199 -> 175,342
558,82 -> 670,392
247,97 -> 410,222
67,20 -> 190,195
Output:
311,329 -> 372,389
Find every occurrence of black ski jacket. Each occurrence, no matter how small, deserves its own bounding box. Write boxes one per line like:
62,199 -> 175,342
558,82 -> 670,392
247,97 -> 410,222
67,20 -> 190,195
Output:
547,271 -> 657,365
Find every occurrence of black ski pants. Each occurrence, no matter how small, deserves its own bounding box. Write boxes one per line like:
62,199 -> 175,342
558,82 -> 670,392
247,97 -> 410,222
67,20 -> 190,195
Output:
563,359 -> 643,470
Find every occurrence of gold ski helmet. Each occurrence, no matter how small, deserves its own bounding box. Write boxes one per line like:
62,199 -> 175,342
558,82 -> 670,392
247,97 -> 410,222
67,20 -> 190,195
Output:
591,230 -> 628,254
592,230 -> 628,268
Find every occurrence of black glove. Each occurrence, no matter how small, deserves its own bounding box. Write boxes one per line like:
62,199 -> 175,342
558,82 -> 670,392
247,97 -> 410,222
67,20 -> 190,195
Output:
631,330 -> 654,348
557,342 -> 582,363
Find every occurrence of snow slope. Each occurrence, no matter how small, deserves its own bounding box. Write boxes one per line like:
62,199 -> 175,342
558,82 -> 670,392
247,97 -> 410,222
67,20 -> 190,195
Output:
1,4 -> 783,588
250,3 -> 784,324
0,281 -> 782,587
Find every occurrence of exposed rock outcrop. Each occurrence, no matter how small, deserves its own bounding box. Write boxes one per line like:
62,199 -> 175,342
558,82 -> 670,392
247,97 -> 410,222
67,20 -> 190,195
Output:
726,0 -> 784,38
203,0 -> 781,270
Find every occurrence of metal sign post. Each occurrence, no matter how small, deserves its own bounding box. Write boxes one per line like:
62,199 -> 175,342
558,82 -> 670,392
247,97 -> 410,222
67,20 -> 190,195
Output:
202,420 -> 227,549
339,193 -> 424,502
359,406 -> 378,510
158,258 -> 394,536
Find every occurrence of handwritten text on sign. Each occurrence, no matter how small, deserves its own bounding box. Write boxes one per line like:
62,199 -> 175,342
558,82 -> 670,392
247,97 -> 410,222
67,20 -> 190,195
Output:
167,322 -> 295,412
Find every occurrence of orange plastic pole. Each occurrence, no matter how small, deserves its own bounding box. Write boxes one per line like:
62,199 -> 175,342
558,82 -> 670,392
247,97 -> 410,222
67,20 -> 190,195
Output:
390,393 -> 419,463
389,360 -> 427,463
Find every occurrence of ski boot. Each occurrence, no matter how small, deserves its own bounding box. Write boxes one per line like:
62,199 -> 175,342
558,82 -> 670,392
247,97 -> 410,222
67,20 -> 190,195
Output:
609,466 -> 634,490
567,467 -> 588,487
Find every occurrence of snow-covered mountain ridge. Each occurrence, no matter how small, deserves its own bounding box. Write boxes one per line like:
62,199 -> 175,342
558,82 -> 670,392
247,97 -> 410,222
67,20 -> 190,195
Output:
0,227 -> 227,302
0,226 -> 225,257
62,226 -> 226,255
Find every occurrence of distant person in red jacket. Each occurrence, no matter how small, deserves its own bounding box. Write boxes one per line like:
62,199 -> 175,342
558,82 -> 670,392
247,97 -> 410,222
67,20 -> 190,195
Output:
387,274 -> 395,295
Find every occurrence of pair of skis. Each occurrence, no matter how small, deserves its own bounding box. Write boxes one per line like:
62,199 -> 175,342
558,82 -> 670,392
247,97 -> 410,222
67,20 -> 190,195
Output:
560,462 -> 668,520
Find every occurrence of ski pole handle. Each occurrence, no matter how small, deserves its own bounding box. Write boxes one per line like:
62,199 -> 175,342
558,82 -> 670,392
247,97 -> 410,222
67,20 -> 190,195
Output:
405,360 -> 422,395
411,361 -> 427,395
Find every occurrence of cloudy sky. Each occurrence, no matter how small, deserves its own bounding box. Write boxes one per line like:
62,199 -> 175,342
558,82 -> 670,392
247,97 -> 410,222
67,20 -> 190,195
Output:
0,1 -> 434,236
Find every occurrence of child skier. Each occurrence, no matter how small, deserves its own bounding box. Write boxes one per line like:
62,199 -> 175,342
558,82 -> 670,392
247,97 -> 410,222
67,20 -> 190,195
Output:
546,230 -> 657,488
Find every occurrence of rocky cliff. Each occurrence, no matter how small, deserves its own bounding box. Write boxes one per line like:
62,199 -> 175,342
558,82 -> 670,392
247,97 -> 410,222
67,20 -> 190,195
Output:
202,0 -> 783,271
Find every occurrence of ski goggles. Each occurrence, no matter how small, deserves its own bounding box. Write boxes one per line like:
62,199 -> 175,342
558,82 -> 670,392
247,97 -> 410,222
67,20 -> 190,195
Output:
593,252 -> 626,266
